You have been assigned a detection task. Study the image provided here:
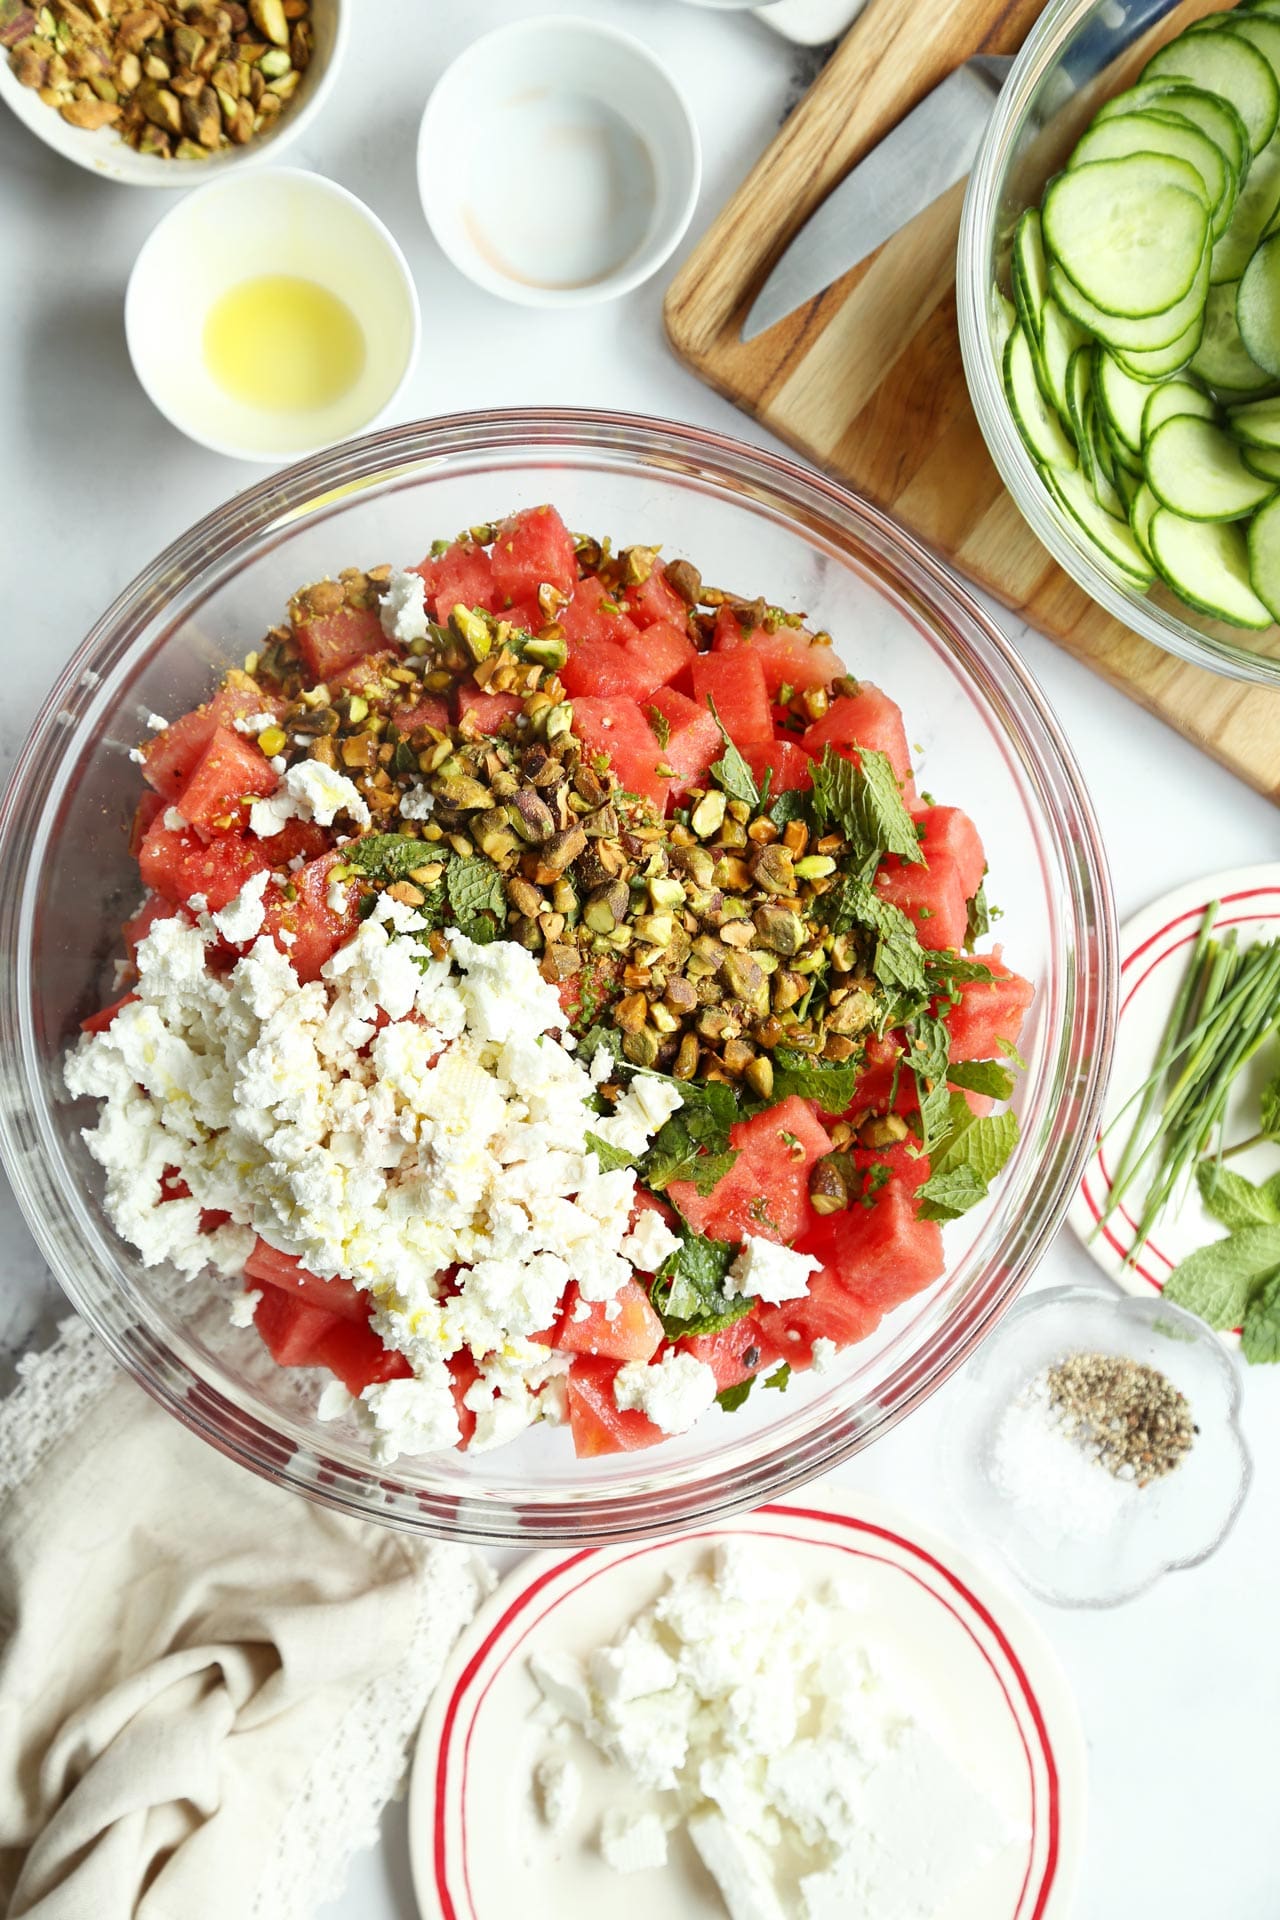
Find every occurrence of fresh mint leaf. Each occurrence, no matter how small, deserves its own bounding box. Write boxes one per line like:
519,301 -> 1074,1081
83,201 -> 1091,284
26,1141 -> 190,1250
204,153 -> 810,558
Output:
836,882 -> 928,999
809,744 -> 922,868
916,1092 -> 1019,1220
584,1132 -> 636,1174
947,1058 -> 1017,1101
646,705 -> 671,749
348,834 -> 444,884
638,1078 -> 739,1193
771,1051 -> 858,1114
925,952 -> 996,998
717,1378 -> 755,1412
1242,1267 -> 1280,1363
763,1362 -> 791,1392
688,1148 -> 741,1196
906,1012 -> 952,1152
576,1024 -> 620,1072
1163,1225 -> 1280,1329
965,879 -> 990,951
705,696 -> 760,807
997,1036 -> 1028,1069
446,855 -> 507,943
651,1228 -> 755,1337
1260,1071 -> 1280,1143
1195,1161 -> 1280,1231
768,789 -> 811,828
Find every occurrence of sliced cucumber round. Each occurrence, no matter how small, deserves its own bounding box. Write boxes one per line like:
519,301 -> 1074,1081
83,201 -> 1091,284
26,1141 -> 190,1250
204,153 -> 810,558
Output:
1065,346 -> 1096,484
1050,249 -> 1210,353
1143,377 -> 1216,440
1143,29 -> 1280,156
1145,414 -> 1278,518
1220,11 -> 1280,91
1043,155 -> 1210,318
1004,324 -> 1077,471
1039,298 -> 1089,416
1247,489 -> 1280,617
1116,315 -> 1205,381
1190,278 -> 1278,391
1130,481 -> 1161,561
1098,83 -> 1250,180
1211,137 -> 1280,281
1069,112 -> 1232,239
1148,509 -> 1273,625
1237,231 -> 1280,376
1241,441 -> 1280,479
1043,462 -> 1156,584
1012,207 -> 1049,346
1095,351 -> 1154,453
1226,391 -> 1280,445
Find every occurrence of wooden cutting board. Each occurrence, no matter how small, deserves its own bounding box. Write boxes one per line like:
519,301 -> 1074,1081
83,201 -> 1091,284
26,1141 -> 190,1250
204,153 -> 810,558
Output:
665,0 -> 1280,801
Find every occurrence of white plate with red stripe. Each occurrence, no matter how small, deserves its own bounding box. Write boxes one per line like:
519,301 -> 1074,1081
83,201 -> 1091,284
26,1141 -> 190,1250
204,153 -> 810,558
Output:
1068,863 -> 1280,1323
407,1488 -> 1085,1920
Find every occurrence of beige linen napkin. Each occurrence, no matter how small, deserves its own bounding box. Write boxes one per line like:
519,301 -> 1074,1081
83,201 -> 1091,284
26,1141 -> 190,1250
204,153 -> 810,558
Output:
0,1317 -> 490,1920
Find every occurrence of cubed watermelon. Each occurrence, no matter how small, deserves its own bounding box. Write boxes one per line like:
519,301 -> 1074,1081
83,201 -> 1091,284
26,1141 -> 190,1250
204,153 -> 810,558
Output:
875,858 -> 968,952
559,576 -> 641,650
566,1357 -> 665,1457
853,1141 -> 932,1195
253,1286 -> 338,1369
175,725 -> 277,835
490,504 -> 578,601
945,952 -> 1035,1061
332,650 -> 401,696
622,566 -> 693,632
449,1352 -> 481,1449
562,618 -> 695,703
645,686 -> 721,802
457,684 -> 523,737
742,737 -> 813,796
852,1032 -> 908,1113
711,605 -> 841,695
393,693 -> 451,736
138,818 -> 270,911
914,805 -> 985,903
570,697 -> 669,811
142,682 -> 283,801
553,1281 -> 664,1363
313,1318 -> 412,1396
259,817 -> 332,870
129,791 -> 164,857
415,539 -> 500,621
690,650 -> 773,751
677,1313 -> 785,1392
295,605 -> 386,682
260,852 -> 362,982
668,1097 -> 833,1246
802,686 -> 917,800
754,1268 -> 880,1367
800,1177 -> 945,1324
243,1236 -> 369,1323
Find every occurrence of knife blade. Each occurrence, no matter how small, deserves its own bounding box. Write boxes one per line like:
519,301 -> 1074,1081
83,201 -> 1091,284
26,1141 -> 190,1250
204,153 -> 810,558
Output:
741,54 -> 1011,342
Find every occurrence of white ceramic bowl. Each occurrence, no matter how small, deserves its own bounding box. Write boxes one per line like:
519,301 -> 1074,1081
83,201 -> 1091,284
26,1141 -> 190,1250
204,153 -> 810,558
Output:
124,167 -> 420,462
0,0 -> 345,188
417,16 -> 701,308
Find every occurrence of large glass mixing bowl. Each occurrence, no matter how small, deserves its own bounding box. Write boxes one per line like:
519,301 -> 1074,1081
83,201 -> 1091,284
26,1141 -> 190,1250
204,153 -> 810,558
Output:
959,0 -> 1280,683
0,411 -> 1115,1545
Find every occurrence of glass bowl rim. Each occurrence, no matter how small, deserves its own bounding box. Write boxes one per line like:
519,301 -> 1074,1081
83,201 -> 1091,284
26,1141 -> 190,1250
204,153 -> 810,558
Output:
0,406 -> 1118,1545
956,0 -> 1280,688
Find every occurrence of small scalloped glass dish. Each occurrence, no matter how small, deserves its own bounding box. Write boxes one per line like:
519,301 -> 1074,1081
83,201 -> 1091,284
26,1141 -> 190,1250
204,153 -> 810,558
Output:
944,1285 -> 1252,1608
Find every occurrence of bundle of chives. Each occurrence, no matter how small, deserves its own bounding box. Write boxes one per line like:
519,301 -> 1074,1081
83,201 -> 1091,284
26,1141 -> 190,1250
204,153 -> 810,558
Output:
1095,903 -> 1280,1261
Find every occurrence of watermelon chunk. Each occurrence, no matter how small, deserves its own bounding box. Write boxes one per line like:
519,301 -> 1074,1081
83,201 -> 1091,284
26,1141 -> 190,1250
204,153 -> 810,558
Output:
457,684 -> 523,737
754,1269 -> 880,1367
669,1096 -> 833,1246
945,952 -> 1035,1061
314,1318 -> 412,1396
802,686 -> 917,800
490,504 -> 578,601
394,693 -> 451,736
552,1281 -> 664,1363
742,737 -> 812,796
566,1357 -> 665,1457
243,1236 -> 369,1323
711,605 -> 841,695
253,1286 -> 338,1369
331,649 -> 401,696
294,605 -> 386,682
260,852 -> 362,982
129,791 -> 164,857
415,539 -> 500,621
622,566 -> 693,632
644,686 -> 721,801
559,576 -> 641,651
138,817 -> 270,911
560,642 -> 658,704
142,682 -> 283,801
449,1352 -> 481,1449
570,697 -> 669,811
690,650 -> 773,751
851,1032 -> 908,1113
801,1177 -> 945,1324
677,1313 -> 785,1392
875,857 -> 968,952
913,805 -> 985,903
175,725 -> 277,835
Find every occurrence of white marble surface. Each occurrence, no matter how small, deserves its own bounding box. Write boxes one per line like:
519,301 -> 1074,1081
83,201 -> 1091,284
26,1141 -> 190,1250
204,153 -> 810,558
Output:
1,3 -> 1277,1916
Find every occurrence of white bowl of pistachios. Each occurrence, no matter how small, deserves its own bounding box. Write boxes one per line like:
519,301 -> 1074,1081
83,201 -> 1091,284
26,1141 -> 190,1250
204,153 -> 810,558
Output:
0,0 -> 345,187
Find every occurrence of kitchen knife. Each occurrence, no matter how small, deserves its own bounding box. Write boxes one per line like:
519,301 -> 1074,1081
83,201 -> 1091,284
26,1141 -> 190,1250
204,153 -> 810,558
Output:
741,0 -> 1182,342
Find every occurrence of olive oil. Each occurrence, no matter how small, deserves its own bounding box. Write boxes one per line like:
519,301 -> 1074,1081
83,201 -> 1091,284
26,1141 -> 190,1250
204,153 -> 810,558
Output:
203,274 -> 365,414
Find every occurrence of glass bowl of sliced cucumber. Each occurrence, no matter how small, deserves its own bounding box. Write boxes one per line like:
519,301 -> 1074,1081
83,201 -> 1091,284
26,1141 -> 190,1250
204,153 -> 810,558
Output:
959,0 -> 1280,681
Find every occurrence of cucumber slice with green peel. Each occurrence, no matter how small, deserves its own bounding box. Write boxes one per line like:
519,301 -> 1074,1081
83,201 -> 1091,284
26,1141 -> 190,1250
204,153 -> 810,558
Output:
1237,232 -> 1280,376
1090,421 -> 1127,517
1042,462 -> 1156,584
1116,314 -> 1206,381
992,286 -> 1018,358
1189,279 -> 1277,390
1211,137 -> 1280,280
1115,464 -> 1142,509
1226,391 -> 1280,444
1097,84 -> 1249,180
1103,420 -> 1144,477
1143,30 -> 1280,155
1068,112 -> 1233,242
1130,481 -> 1161,560
1065,347 -> 1096,484
1147,509 -> 1273,624
1004,325 -> 1077,471
1143,378 -> 1217,440
1049,249 -> 1210,353
1095,351 -> 1154,453
1043,155 -> 1210,318
1241,441 -> 1280,479
1012,208 -> 1049,345
1218,11 -> 1280,92
1247,490 -> 1280,617
1144,414 -> 1278,518
1039,298 -> 1088,415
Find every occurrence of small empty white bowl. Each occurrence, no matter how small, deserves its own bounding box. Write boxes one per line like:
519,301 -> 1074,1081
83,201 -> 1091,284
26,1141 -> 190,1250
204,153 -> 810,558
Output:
0,0 -> 346,188
417,16 -> 701,308
125,167 -> 419,462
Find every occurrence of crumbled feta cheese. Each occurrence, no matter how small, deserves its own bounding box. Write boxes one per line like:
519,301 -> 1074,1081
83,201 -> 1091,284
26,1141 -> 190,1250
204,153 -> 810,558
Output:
399,785 -> 435,820
619,1206 -> 680,1275
614,1352 -> 717,1434
317,1380 -> 354,1422
357,1374 -> 459,1464
810,1337 -> 837,1373
232,710 -> 277,735
728,1235 -> 821,1306
128,747 -> 145,764
187,892 -> 208,915
380,566 -> 429,644
599,1807 -> 668,1873
211,869 -> 270,945
535,1752 -> 580,1835
162,807 -> 186,832
227,1287 -> 262,1328
249,759 -> 370,837
144,711 -> 168,732
689,1810 -> 786,1920
530,1649 -> 592,1726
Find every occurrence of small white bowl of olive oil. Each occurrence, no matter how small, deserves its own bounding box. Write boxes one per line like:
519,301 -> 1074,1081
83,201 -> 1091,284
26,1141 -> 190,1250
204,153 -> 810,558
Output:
124,168 -> 420,462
